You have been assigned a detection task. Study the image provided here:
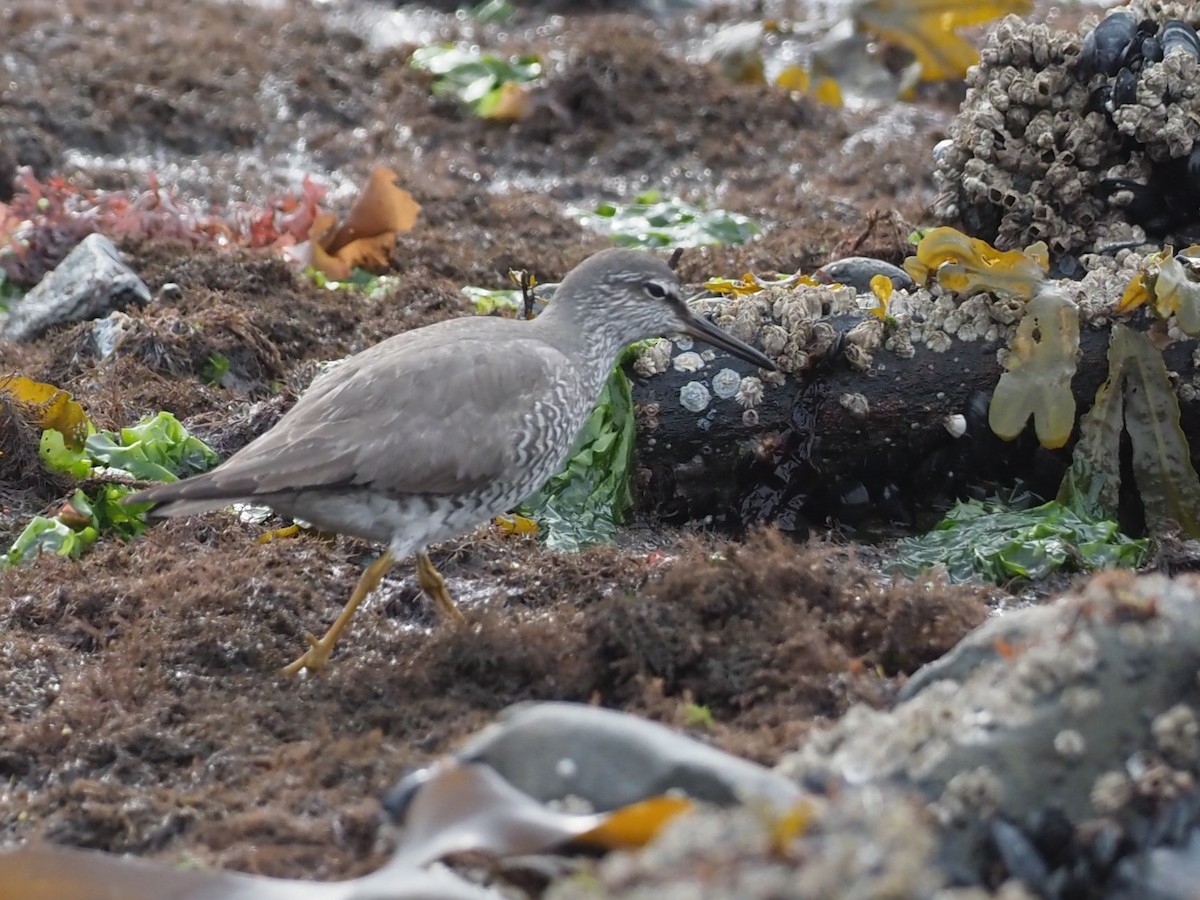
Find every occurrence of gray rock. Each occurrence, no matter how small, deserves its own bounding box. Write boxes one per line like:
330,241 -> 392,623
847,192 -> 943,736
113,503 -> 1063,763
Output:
385,702 -> 802,822
1112,828 -> 1200,899
779,571 -> 1200,880
547,784 -> 944,900
3,232 -> 151,342
815,257 -> 916,293
455,701 -> 803,812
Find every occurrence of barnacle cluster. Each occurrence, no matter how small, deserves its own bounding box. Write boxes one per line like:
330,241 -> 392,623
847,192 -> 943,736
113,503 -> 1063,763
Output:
684,282 -> 860,377
629,229 -> 1194,451
932,3 -> 1200,257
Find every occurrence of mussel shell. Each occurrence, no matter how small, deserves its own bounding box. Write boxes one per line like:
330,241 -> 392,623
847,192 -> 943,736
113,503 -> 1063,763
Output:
1079,11 -> 1137,78
1139,34 -> 1163,66
1111,67 -> 1138,108
1086,83 -> 1113,115
1161,19 -> 1200,59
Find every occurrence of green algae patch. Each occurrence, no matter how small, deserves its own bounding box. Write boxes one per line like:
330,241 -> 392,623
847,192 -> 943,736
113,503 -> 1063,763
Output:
6,412 -> 218,568
408,44 -> 542,120
892,498 -> 1147,584
573,192 -> 760,250
518,367 -> 637,551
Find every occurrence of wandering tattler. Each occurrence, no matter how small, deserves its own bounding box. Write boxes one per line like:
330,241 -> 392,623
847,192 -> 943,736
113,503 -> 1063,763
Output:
125,248 -> 775,674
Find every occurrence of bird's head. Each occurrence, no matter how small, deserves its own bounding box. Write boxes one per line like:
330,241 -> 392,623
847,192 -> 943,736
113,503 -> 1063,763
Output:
550,248 -> 776,370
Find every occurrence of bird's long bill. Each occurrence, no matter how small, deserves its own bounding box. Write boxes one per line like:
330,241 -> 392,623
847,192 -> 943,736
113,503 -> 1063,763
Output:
681,313 -> 778,371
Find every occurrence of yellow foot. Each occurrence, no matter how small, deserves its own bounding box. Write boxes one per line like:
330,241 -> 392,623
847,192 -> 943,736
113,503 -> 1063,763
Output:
279,633 -> 336,676
416,551 -> 467,624
278,551 -> 396,676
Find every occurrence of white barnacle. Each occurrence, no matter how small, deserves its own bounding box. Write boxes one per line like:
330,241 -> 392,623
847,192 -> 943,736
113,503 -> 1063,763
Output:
759,324 -> 789,356
1053,729 -> 1086,760
762,369 -> 787,386
672,351 -> 706,373
680,381 -> 712,412
741,408 -> 760,427
944,414 -> 967,438
711,367 -> 741,399
633,338 -> 673,377
845,318 -> 883,353
839,392 -> 870,417
673,336 -> 694,351
735,376 -> 764,408
885,330 -> 916,359
925,330 -> 953,353
843,343 -> 873,372
1152,704 -> 1200,765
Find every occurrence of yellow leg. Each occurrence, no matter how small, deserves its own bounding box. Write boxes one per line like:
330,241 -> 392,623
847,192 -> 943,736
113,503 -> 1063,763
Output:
416,551 -> 466,624
280,551 -> 395,676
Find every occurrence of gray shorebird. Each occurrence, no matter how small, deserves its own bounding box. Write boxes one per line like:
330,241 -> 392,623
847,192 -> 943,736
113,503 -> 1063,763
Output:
125,248 -> 776,674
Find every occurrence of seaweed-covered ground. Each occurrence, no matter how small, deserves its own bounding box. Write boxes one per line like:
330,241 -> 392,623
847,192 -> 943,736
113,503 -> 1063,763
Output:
0,0 -> 1104,890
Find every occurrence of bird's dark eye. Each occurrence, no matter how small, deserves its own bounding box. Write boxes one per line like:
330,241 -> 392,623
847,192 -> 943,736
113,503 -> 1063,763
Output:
644,281 -> 669,300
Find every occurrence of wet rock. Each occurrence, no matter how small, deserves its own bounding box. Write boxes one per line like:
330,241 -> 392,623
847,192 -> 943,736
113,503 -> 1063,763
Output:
815,256 -> 916,293
779,570 -> 1200,886
2,233 -> 151,343
547,783 -> 944,899
1111,828 -> 1200,898
385,701 -> 803,819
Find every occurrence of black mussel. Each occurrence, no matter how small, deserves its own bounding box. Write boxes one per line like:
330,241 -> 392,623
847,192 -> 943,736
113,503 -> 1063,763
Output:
1096,178 -> 1177,234
1086,83 -> 1113,115
1140,34 -> 1164,66
1161,19 -> 1200,59
1098,151 -> 1200,236
1079,11 -> 1137,78
1121,19 -> 1162,70
1111,66 -> 1139,108
814,257 -> 916,293
991,818 -> 1051,888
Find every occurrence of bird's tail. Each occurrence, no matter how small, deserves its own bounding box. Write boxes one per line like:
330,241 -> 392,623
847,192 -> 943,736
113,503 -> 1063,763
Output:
122,474 -> 241,519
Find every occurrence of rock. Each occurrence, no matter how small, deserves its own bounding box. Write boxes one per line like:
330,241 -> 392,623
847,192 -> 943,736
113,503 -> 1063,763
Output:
778,570 -> 1200,887
547,784 -> 945,900
384,701 -> 803,820
3,233 -> 151,343
815,256 -> 916,292
1112,827 -> 1200,899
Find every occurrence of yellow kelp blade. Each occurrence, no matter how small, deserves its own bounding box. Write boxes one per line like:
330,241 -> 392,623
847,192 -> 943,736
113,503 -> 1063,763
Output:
776,66 -> 844,107
854,0 -> 1033,82
0,375 -> 91,450
868,273 -> 894,319
575,795 -> 695,849
905,226 -> 1047,299
988,287 -> 1080,449
494,514 -> 539,535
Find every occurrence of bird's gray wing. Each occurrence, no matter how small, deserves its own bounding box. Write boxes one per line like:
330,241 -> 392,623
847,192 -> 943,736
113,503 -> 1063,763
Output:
133,330 -> 572,506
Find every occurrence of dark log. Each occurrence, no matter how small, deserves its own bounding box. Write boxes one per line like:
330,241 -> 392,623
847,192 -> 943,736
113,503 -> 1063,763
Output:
629,318 -> 1200,534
